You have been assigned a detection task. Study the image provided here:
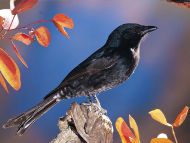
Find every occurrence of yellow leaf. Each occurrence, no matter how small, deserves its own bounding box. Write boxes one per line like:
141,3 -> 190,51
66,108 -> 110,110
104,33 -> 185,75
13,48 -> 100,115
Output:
149,109 -> 171,126
129,115 -> 140,143
150,138 -> 173,143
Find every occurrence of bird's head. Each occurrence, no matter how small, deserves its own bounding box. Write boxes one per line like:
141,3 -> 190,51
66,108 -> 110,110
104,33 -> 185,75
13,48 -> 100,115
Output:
107,23 -> 157,49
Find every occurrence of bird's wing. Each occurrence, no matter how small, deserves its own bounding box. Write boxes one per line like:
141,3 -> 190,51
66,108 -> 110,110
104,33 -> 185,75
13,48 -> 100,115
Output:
43,55 -> 117,100
61,58 -> 116,86
62,56 -> 117,85
44,47 -> 117,100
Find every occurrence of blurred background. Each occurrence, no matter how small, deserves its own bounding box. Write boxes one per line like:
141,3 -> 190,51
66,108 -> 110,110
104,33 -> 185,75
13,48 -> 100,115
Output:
0,0 -> 190,142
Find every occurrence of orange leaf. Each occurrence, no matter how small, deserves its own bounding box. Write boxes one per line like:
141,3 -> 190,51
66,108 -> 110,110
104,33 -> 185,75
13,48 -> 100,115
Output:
12,0 -> 38,15
0,16 -> 5,28
11,41 -> 28,68
35,26 -> 51,47
0,73 -> 9,93
173,106 -> 189,127
12,33 -> 33,45
0,48 -> 21,90
53,14 -> 74,29
53,22 -> 70,38
150,138 -> 173,143
116,117 -> 135,143
52,13 -> 74,38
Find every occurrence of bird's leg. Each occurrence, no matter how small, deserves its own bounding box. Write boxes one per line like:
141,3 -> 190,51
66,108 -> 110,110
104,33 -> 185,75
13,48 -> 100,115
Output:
92,94 -> 101,107
82,95 -> 93,106
92,94 -> 107,114
83,95 -> 106,114
87,95 -> 93,103
85,94 -> 100,105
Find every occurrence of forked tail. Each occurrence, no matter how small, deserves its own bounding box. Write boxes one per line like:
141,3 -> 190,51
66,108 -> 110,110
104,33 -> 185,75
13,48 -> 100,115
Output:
3,93 -> 61,136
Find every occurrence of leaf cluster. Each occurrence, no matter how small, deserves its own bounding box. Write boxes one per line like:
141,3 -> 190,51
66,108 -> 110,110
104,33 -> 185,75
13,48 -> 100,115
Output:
0,0 -> 74,93
116,106 -> 189,143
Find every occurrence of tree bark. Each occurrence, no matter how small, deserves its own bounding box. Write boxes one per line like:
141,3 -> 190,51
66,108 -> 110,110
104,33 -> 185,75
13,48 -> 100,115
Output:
50,102 -> 113,143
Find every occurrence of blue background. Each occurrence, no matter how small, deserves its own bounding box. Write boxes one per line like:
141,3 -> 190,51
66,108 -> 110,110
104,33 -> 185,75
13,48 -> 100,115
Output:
0,0 -> 190,142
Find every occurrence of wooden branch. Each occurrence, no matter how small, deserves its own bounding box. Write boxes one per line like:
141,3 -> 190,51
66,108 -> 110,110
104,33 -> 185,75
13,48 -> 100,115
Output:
50,102 -> 113,143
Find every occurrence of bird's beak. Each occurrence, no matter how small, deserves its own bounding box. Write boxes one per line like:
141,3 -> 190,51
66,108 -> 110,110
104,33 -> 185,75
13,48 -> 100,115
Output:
142,26 -> 158,36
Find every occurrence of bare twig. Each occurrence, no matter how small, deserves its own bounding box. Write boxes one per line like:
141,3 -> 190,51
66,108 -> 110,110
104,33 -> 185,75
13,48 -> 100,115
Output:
171,126 -> 178,143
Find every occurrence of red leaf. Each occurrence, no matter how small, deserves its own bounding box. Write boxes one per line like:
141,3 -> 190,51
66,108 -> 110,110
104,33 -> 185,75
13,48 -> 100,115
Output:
167,0 -> 190,8
12,0 -> 38,15
35,26 -> 51,47
129,115 -> 140,143
11,41 -> 28,68
116,117 -> 135,143
0,73 -> 9,93
52,13 -> 74,38
0,16 -> 5,28
0,48 -> 21,91
12,33 -> 33,45
173,106 -> 189,127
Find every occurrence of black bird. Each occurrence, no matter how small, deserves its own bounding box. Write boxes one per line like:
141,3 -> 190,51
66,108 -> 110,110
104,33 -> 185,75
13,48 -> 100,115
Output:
3,23 -> 157,135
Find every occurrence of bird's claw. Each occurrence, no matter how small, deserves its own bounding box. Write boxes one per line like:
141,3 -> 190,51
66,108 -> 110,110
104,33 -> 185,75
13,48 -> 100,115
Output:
83,95 -> 107,114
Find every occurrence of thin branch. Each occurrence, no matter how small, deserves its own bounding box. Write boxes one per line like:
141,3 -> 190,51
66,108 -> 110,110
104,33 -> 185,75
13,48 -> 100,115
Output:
8,15 -> 16,31
171,126 -> 178,143
11,19 -> 52,31
0,15 -> 16,38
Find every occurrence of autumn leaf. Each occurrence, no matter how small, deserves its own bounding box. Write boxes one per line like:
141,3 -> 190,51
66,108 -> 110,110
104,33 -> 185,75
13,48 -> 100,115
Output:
53,14 -> 74,29
173,106 -> 189,127
149,109 -> 171,126
150,138 -> 173,143
11,41 -> 28,68
0,48 -> 21,91
129,115 -> 140,143
12,0 -> 38,15
0,16 -> 4,27
35,26 -> 51,47
52,13 -> 74,38
12,33 -> 33,45
53,23 -> 70,38
167,0 -> 190,8
116,117 -> 135,143
0,73 -> 8,93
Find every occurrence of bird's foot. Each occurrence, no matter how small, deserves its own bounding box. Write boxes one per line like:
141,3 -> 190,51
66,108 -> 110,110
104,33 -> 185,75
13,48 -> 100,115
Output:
83,95 -> 107,114
93,95 -> 107,114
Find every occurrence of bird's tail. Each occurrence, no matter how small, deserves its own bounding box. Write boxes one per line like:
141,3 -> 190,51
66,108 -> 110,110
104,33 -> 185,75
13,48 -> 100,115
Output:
3,92 -> 61,136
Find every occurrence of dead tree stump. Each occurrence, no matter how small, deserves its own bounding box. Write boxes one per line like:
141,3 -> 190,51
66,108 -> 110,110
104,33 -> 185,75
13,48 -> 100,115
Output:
51,102 -> 113,143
